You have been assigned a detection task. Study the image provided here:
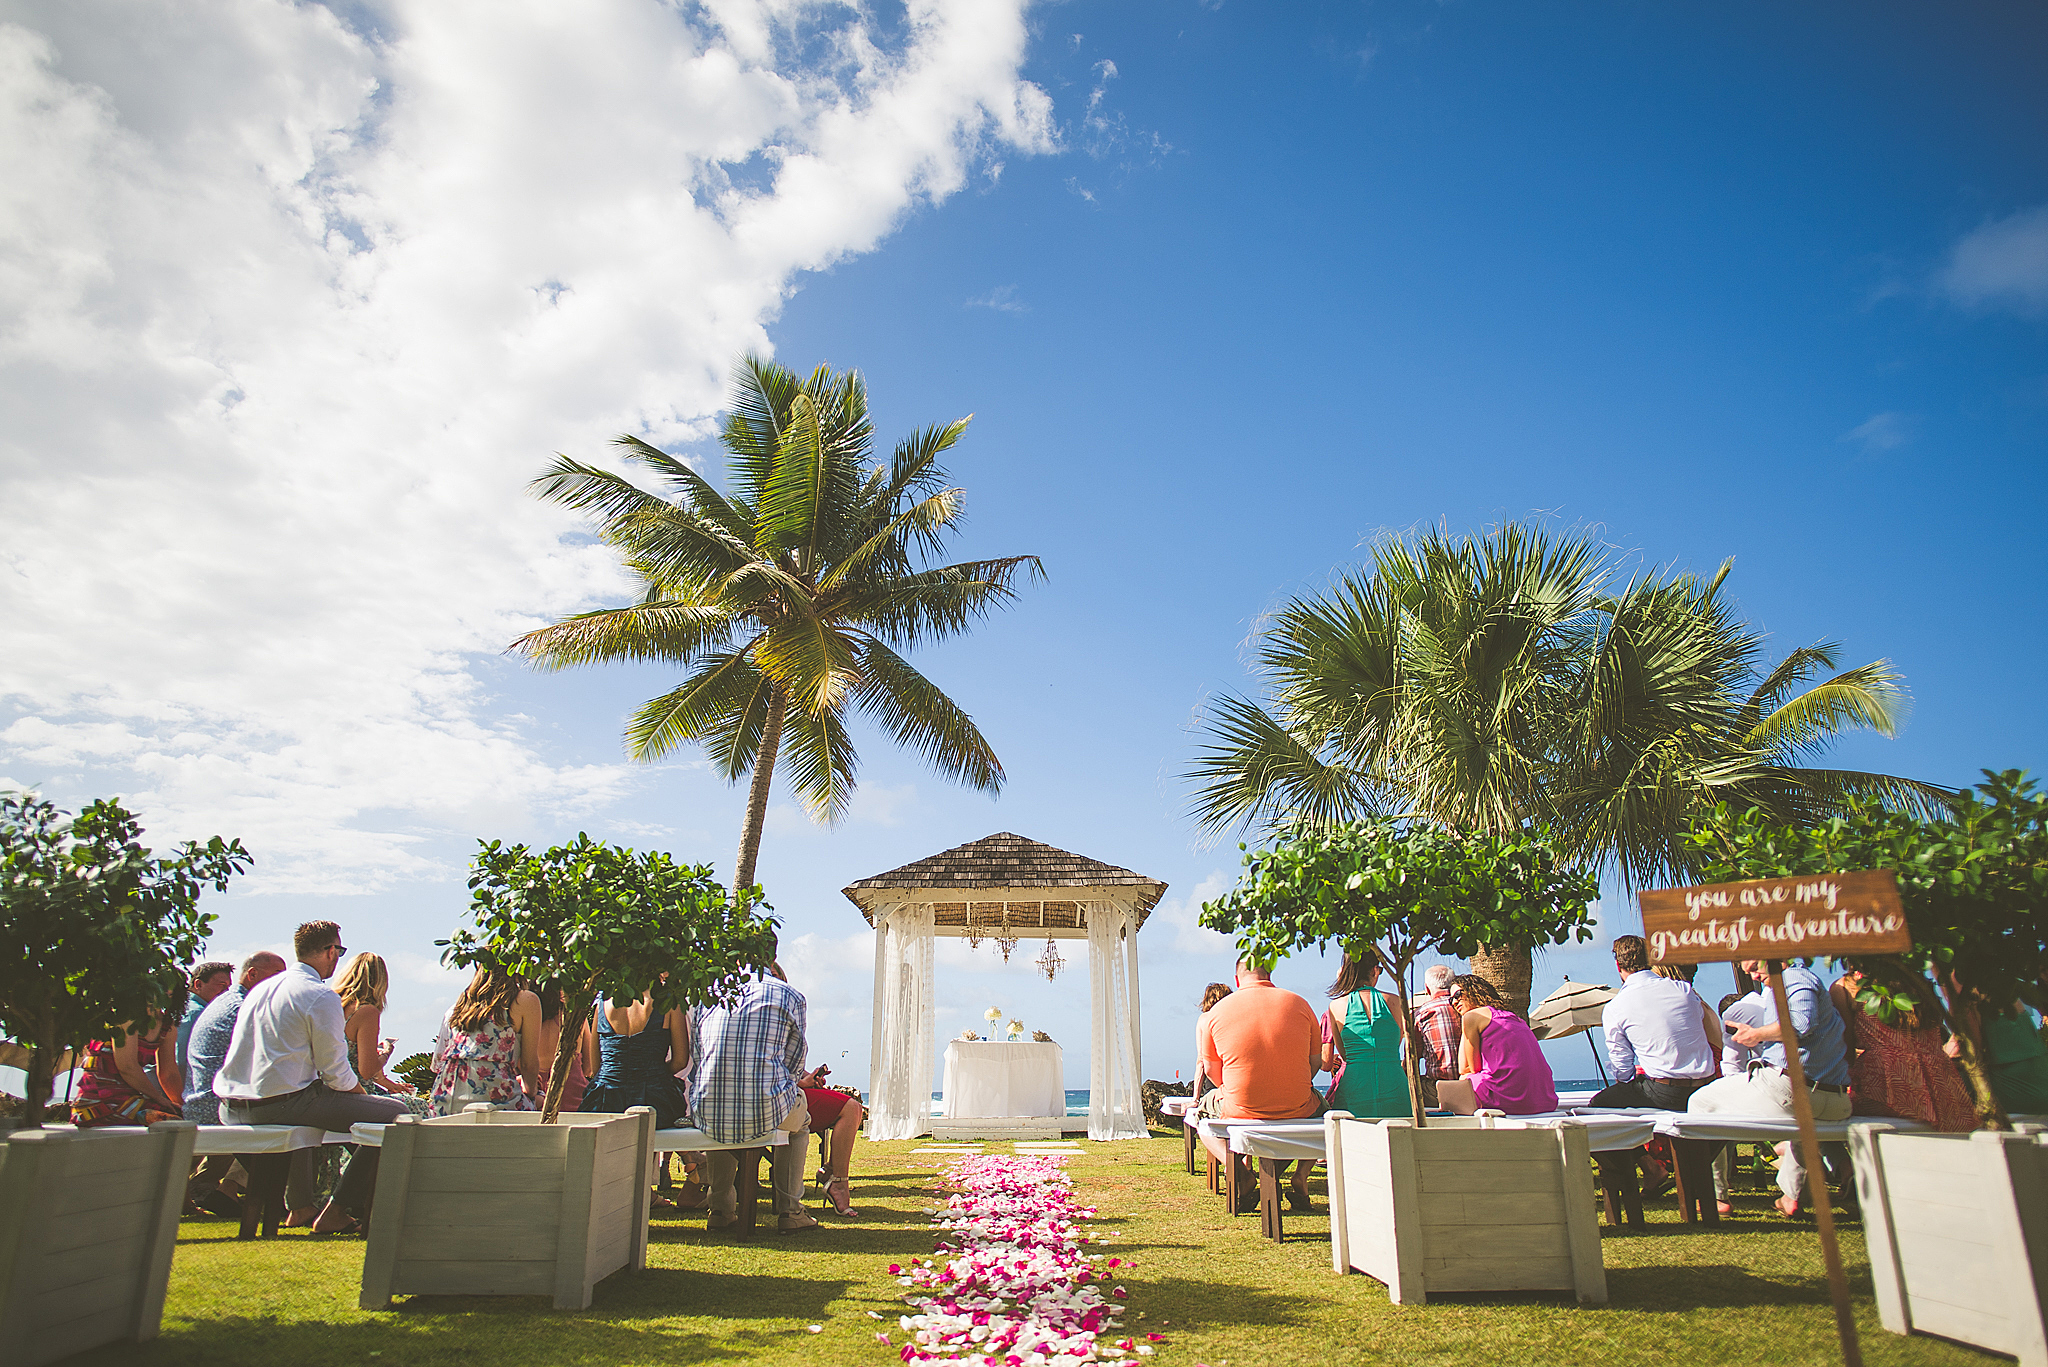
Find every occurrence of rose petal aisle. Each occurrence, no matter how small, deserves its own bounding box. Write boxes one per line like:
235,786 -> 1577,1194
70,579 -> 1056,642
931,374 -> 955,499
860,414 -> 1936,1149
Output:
879,1154 -> 1164,1365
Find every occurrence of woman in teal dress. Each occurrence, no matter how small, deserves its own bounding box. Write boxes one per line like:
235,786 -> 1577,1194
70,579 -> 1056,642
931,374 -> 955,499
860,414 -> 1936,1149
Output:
1322,952 -> 1411,1119
1981,1002 -> 2048,1115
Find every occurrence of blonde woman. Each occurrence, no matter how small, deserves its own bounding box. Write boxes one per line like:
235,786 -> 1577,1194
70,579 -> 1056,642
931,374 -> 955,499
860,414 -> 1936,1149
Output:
333,952 -> 430,1116
430,966 -> 541,1115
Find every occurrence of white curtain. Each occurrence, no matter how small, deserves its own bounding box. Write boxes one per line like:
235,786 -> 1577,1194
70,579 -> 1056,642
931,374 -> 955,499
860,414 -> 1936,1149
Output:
867,902 -> 936,1141
1087,900 -> 1146,1140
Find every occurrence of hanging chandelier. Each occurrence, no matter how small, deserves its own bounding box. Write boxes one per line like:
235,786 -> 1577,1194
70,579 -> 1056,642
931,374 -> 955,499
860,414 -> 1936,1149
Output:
964,903 -> 984,950
994,904 -> 1019,963
1035,937 -> 1065,982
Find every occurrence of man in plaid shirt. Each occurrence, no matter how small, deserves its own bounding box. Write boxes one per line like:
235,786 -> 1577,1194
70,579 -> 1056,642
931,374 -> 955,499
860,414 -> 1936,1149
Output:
688,945 -> 819,1232
1411,964 -> 1462,1107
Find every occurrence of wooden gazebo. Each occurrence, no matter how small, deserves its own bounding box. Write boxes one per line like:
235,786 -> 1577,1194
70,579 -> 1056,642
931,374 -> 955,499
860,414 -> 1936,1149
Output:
843,833 -> 1166,1141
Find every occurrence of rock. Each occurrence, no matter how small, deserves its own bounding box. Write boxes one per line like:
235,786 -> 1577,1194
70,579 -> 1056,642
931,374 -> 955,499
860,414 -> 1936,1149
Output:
1141,1078 -> 1192,1128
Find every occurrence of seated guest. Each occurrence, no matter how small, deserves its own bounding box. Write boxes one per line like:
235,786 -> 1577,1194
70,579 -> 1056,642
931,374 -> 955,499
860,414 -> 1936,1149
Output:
1197,960 -> 1322,1212
579,986 -> 689,1126
799,1063 -> 863,1218
177,960 -> 234,1080
1979,1001 -> 2048,1116
1322,952 -> 1410,1119
334,952 -> 429,1117
1411,964 -> 1461,1108
1589,935 -> 1721,1110
74,989 -> 188,1127
687,941 -> 818,1233
1690,959 -> 1852,1217
214,921 -> 409,1234
184,951 -> 287,1215
534,979 -> 590,1113
1435,974 -> 1557,1115
1192,982 -> 1232,1103
430,967 -> 541,1115
186,951 -> 287,1122
1830,971 -> 1973,1130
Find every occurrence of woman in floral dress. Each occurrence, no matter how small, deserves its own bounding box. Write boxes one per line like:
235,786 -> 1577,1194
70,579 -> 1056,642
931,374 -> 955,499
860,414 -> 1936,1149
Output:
72,989 -> 187,1127
1831,972 -> 1975,1131
429,967 -> 541,1115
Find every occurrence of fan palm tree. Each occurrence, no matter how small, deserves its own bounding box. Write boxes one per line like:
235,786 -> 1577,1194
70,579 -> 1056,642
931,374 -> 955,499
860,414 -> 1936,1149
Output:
1188,522 -> 1950,1012
512,356 -> 1041,892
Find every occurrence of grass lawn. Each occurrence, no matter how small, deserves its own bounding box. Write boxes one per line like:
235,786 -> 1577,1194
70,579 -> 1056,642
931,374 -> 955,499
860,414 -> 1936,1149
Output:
70,1130 -> 1998,1367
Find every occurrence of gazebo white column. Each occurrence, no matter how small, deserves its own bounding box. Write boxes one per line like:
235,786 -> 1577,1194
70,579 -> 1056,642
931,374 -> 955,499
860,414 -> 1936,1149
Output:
1086,899 -> 1146,1140
867,902 -> 936,1141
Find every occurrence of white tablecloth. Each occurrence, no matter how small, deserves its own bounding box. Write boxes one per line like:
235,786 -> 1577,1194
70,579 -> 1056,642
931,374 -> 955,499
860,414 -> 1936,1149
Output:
348,1121 -> 788,1150
1226,1112 -> 1658,1162
1158,1096 -> 1196,1119
941,1041 -> 1064,1118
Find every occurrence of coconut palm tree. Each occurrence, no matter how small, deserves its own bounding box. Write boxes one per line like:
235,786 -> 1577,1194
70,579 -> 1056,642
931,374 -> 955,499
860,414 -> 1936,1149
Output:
512,356 -> 1041,892
1188,522 -> 1950,1012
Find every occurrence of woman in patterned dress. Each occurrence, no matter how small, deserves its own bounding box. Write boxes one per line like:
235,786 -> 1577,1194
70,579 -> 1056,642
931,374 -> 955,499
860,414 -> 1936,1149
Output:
72,987 -> 188,1127
429,967 -> 541,1115
1830,972 -> 1974,1131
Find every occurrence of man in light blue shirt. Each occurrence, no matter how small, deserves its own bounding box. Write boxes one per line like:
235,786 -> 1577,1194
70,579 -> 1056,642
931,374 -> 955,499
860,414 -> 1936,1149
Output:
176,960 -> 234,1079
1689,959 -> 1854,1216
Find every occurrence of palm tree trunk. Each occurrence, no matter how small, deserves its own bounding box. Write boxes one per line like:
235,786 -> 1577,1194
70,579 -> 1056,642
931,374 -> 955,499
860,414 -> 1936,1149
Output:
731,686 -> 786,894
1470,943 -> 1533,1018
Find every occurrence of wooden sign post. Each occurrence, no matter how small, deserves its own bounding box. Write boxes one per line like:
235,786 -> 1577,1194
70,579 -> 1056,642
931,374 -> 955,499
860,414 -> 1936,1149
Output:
1639,869 -> 1910,1367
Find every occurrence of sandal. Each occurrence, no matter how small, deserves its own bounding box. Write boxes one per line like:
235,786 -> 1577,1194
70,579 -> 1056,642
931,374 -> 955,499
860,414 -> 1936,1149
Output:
1284,1187 -> 1313,1213
827,1177 -> 858,1218
674,1181 -> 710,1211
778,1213 -> 822,1233
1773,1195 -> 1805,1219
308,1217 -> 362,1238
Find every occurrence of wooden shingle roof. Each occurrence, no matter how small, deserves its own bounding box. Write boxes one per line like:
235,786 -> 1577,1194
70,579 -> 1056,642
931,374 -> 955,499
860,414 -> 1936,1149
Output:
842,832 -> 1167,930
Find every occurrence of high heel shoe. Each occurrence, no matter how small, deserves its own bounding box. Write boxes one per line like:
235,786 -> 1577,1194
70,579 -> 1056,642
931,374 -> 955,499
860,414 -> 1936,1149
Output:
827,1177 -> 857,1218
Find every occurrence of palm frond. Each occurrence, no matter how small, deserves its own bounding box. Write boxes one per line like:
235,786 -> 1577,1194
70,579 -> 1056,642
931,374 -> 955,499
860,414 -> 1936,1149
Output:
819,488 -> 965,592
1186,695 -> 1383,833
1769,767 -> 1959,822
778,698 -> 859,824
722,354 -> 804,505
1736,642 -> 1842,729
852,638 -> 1003,793
751,613 -> 860,713
611,435 -> 757,547
508,599 -> 737,671
836,555 -> 1046,649
623,648 -> 764,765
1748,662 -> 1911,761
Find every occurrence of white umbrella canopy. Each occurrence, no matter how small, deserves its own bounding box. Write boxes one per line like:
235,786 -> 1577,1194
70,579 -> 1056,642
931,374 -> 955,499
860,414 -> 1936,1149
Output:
1528,979 -> 1616,1041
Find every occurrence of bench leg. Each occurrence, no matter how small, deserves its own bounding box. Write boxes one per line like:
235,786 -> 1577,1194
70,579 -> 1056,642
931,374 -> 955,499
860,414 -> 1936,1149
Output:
1259,1158 -> 1284,1241
1183,1119 -> 1197,1176
736,1147 -> 764,1235
1595,1151 -> 1644,1229
239,1153 -> 290,1240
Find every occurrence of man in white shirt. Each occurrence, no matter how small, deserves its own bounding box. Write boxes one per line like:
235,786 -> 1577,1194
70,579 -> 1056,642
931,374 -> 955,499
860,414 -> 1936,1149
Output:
1589,935 -> 1723,1110
216,920 -> 407,1232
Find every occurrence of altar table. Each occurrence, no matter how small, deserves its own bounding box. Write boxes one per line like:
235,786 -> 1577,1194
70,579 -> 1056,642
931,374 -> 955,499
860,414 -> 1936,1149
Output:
941,1040 -> 1064,1118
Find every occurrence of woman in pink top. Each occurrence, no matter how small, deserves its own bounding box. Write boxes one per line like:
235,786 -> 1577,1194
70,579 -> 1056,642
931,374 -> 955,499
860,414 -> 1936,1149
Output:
1434,974 -> 1557,1115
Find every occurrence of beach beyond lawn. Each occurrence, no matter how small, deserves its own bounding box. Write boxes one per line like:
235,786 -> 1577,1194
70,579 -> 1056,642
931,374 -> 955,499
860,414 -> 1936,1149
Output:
69,1132 -> 1995,1367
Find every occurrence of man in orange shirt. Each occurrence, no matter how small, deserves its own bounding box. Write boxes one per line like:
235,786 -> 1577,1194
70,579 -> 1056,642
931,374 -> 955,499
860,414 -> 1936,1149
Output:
1197,961 -> 1323,1211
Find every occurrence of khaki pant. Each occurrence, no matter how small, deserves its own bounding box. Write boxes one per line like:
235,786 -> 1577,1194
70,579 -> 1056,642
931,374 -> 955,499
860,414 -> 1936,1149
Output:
706,1092 -> 810,1220
1687,1067 -> 1852,1202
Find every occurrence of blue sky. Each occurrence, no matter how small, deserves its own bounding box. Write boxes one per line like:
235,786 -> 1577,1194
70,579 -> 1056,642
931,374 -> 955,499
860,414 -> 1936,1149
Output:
3,0 -> 2043,1091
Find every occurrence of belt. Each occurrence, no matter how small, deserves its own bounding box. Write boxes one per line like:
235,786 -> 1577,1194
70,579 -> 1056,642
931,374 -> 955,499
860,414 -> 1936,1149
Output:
1809,1080 -> 1847,1094
1642,1076 -> 1712,1087
242,1083 -> 316,1107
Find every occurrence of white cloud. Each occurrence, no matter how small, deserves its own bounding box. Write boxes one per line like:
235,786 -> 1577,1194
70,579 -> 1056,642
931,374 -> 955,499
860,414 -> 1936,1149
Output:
965,283 -> 1029,313
0,0 -> 1054,892
1936,204 -> 2048,316
1841,411 -> 1911,453
1145,868 -> 1236,958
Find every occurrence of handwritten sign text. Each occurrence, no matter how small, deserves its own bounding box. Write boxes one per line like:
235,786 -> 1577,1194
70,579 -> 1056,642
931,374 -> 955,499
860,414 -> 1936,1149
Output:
1637,869 -> 1909,964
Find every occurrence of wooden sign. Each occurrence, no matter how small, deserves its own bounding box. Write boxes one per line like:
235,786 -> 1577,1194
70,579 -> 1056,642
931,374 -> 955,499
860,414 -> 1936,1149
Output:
1637,868 -> 1908,965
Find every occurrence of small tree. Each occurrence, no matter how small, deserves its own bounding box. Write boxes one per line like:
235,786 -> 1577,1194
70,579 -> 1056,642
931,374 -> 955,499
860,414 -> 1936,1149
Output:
0,792 -> 251,1127
1687,768 -> 2048,1129
438,834 -> 780,1122
1200,818 -> 1598,1124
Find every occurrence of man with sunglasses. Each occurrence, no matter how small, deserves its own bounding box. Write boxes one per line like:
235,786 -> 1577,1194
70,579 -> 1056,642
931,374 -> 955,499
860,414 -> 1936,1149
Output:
215,920 -> 408,1234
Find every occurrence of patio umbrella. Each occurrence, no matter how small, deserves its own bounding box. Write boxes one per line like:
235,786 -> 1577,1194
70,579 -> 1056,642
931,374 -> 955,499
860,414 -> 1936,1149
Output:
1528,978 -> 1617,1084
